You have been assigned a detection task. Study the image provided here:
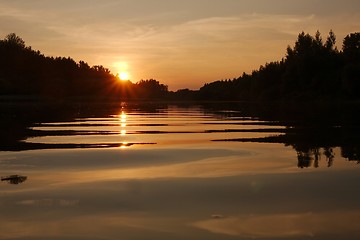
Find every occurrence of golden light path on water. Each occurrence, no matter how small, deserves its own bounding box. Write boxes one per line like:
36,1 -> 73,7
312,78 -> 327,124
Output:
0,104 -> 360,240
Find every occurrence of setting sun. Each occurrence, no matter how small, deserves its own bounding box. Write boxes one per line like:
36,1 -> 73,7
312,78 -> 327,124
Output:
119,72 -> 129,81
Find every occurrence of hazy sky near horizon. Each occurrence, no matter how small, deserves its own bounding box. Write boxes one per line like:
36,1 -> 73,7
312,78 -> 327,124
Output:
0,0 -> 359,90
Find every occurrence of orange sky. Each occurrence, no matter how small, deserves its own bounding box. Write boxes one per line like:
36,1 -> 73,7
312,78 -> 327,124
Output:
1,0 -> 359,90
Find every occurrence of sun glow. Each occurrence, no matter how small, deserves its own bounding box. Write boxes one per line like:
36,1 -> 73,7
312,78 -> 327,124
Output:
114,62 -> 131,81
119,72 -> 129,81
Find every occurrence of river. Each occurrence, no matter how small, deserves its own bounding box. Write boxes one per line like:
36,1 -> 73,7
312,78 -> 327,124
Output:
0,101 -> 359,239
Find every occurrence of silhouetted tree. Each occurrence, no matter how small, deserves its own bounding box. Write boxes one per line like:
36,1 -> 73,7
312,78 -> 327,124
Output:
341,33 -> 360,99
343,32 -> 360,62
3,33 -> 25,48
325,30 -> 337,51
134,79 -> 168,99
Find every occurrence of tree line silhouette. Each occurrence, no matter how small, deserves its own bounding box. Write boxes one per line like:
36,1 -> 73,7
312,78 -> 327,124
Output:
0,33 -> 168,99
0,31 -> 359,101
197,30 -> 360,101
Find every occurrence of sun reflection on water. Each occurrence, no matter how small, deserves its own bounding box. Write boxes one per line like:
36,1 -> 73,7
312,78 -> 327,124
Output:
120,142 -> 128,149
119,111 -> 127,139
120,112 -> 127,122
119,109 -> 128,148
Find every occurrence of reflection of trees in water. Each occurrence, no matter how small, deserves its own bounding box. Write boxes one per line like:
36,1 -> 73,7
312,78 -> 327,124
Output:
2,100 -> 360,168
296,147 -> 335,168
205,102 -> 360,169
1,175 -> 27,184
295,145 -> 360,168
324,147 -> 335,167
341,145 -> 360,163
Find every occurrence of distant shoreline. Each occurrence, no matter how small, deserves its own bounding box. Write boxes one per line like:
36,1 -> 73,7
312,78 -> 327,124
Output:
1,94 -> 360,107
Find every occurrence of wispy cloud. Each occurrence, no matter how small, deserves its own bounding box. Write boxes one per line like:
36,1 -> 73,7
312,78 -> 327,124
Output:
1,0 -> 359,89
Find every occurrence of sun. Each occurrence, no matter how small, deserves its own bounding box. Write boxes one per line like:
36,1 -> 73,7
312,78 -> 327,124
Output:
114,61 -> 131,81
119,72 -> 129,81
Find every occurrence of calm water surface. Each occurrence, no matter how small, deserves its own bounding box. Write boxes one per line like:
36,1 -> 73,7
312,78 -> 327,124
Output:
0,102 -> 359,240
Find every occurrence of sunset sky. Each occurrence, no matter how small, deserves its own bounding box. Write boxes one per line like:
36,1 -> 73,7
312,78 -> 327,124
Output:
1,0 -> 359,90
